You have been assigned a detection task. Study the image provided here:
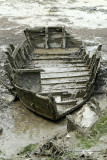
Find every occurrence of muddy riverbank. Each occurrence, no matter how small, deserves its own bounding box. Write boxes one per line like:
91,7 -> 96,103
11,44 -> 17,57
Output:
0,0 -> 107,159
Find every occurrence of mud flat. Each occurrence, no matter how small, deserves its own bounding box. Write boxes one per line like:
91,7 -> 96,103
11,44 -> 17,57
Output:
0,0 -> 107,159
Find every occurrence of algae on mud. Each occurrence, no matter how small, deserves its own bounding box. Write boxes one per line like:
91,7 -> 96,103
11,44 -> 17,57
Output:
18,143 -> 38,155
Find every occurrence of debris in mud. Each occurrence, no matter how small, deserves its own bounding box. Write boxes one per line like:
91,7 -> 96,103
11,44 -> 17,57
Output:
0,128 -> 3,135
32,138 -> 98,160
67,98 -> 101,134
75,108 -> 107,149
33,140 -> 64,158
2,93 -> 15,104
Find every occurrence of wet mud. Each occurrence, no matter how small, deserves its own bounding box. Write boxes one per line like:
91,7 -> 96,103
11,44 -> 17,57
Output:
0,101 -> 66,158
0,0 -> 107,159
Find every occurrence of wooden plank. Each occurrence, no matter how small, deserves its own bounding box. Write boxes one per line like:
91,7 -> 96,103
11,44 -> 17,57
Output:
15,51 -> 24,68
62,27 -> 66,48
15,69 -> 45,73
41,80 -> 88,85
12,45 -> 20,59
14,60 -> 20,69
42,88 -> 82,95
56,99 -> 77,105
39,91 -> 69,96
7,47 -> 13,55
18,49 -> 26,63
48,27 -> 62,32
24,47 -> 29,59
41,77 -> 89,85
44,69 -> 89,74
42,71 -> 89,77
34,48 -> 79,54
9,44 -> 15,52
28,62 -> 89,68
42,83 -> 86,91
45,27 -> 49,49
5,51 -> 17,68
4,63 -> 15,85
31,56 -> 82,60
25,27 -> 45,33
41,74 -> 90,80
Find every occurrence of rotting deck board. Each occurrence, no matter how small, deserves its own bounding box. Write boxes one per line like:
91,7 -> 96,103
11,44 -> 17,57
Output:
32,66 -> 89,71
42,88 -> 83,95
41,80 -> 88,85
34,48 -> 79,54
42,83 -> 86,91
41,74 -> 90,80
27,48 -> 89,95
42,71 -> 89,76
41,77 -> 89,84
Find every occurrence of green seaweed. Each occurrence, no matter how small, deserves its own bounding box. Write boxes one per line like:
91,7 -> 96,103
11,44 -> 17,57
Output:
0,150 -> 2,154
70,153 -> 78,159
18,143 -> 38,155
76,109 -> 107,149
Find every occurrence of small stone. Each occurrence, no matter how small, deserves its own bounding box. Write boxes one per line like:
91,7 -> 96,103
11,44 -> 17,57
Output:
65,134 -> 71,142
66,134 -> 71,138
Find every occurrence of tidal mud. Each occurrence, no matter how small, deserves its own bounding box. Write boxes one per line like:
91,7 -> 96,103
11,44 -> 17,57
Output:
0,0 -> 107,159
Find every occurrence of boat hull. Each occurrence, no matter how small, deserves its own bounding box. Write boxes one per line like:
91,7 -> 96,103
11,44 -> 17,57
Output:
4,26 -> 102,120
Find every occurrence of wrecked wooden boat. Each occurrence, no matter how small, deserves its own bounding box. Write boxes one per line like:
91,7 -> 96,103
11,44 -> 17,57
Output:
4,27 -> 101,120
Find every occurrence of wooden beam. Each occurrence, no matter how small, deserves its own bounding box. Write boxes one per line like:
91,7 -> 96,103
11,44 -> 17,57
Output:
9,44 -> 15,52
15,69 -> 44,73
12,45 -> 20,59
5,51 -> 16,69
62,27 -> 66,48
45,27 -> 49,49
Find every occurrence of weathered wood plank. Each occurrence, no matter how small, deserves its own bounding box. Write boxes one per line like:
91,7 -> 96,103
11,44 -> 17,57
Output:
62,27 -> 66,48
15,69 -> 44,73
12,45 -> 20,59
45,27 -> 49,49
9,44 -> 15,52
5,51 -> 17,68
